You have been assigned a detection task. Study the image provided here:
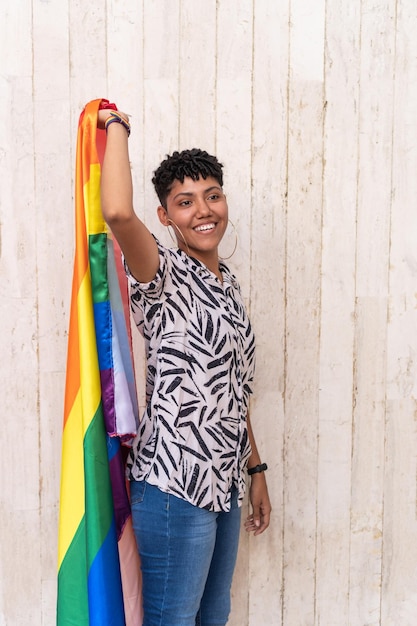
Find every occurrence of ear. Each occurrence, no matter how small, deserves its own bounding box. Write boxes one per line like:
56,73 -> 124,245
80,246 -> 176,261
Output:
157,205 -> 169,226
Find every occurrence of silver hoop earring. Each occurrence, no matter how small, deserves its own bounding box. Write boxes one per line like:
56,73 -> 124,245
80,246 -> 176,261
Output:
166,218 -> 190,257
219,219 -> 238,260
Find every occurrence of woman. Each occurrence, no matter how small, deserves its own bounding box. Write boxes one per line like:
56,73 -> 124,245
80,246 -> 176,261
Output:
99,108 -> 271,626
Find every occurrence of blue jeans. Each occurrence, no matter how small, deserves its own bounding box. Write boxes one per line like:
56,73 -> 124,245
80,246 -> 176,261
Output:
130,480 -> 241,626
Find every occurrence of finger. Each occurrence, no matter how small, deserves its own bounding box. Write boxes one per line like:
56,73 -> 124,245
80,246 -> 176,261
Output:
245,514 -> 264,535
244,515 -> 257,533
252,505 -> 261,529
253,511 -> 271,536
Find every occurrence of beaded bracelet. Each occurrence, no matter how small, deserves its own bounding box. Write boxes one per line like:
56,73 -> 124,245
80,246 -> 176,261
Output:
104,110 -> 131,137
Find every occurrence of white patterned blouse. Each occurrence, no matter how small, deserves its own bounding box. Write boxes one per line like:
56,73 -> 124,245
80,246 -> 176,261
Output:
125,240 -> 255,512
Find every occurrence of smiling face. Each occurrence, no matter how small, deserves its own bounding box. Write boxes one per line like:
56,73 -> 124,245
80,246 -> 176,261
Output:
157,176 -> 228,267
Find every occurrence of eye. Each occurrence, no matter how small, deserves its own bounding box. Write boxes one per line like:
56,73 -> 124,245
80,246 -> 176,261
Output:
208,193 -> 220,201
179,199 -> 192,207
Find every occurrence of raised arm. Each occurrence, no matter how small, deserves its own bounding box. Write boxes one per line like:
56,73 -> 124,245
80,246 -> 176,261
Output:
98,109 -> 160,283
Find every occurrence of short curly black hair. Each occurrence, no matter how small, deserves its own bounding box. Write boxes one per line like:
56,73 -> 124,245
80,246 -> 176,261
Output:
152,148 -> 224,208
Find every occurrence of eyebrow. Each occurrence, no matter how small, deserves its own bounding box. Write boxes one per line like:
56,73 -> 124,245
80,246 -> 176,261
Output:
172,185 -> 222,201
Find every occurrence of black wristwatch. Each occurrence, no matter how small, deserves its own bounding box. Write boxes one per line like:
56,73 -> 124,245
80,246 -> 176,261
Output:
247,463 -> 268,476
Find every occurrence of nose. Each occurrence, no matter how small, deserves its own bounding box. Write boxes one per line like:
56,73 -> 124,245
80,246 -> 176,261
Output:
195,197 -> 211,217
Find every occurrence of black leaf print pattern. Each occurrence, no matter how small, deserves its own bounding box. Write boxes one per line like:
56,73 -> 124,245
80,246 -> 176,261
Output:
126,241 -> 255,512
165,376 -> 182,394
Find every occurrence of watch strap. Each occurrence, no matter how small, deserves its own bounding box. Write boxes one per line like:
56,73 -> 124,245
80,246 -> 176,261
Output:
247,462 -> 268,475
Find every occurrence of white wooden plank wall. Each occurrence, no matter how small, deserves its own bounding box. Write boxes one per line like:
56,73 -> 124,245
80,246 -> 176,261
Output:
1,1 -> 416,624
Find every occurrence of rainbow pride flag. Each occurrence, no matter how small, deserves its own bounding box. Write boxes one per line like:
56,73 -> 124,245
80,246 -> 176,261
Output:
57,99 -> 142,625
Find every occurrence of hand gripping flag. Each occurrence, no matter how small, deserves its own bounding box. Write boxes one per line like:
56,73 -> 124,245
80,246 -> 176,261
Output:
57,99 -> 142,625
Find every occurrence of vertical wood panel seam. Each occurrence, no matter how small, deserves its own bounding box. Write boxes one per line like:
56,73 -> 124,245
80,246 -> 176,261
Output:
248,4 -> 256,623
314,1 -> 328,622
380,0 -> 399,622
214,0 -> 219,153
178,0 -> 182,147
349,0 -> 363,615
31,0 -> 43,616
249,2 -> 255,313
104,0 -> 108,92
68,0 -> 76,199
141,0 -> 146,203
282,1 -> 292,623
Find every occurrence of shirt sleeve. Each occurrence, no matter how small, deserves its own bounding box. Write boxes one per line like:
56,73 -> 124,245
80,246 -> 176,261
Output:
124,238 -> 168,300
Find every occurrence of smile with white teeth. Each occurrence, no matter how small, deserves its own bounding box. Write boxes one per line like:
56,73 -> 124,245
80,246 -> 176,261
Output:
194,223 -> 216,232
